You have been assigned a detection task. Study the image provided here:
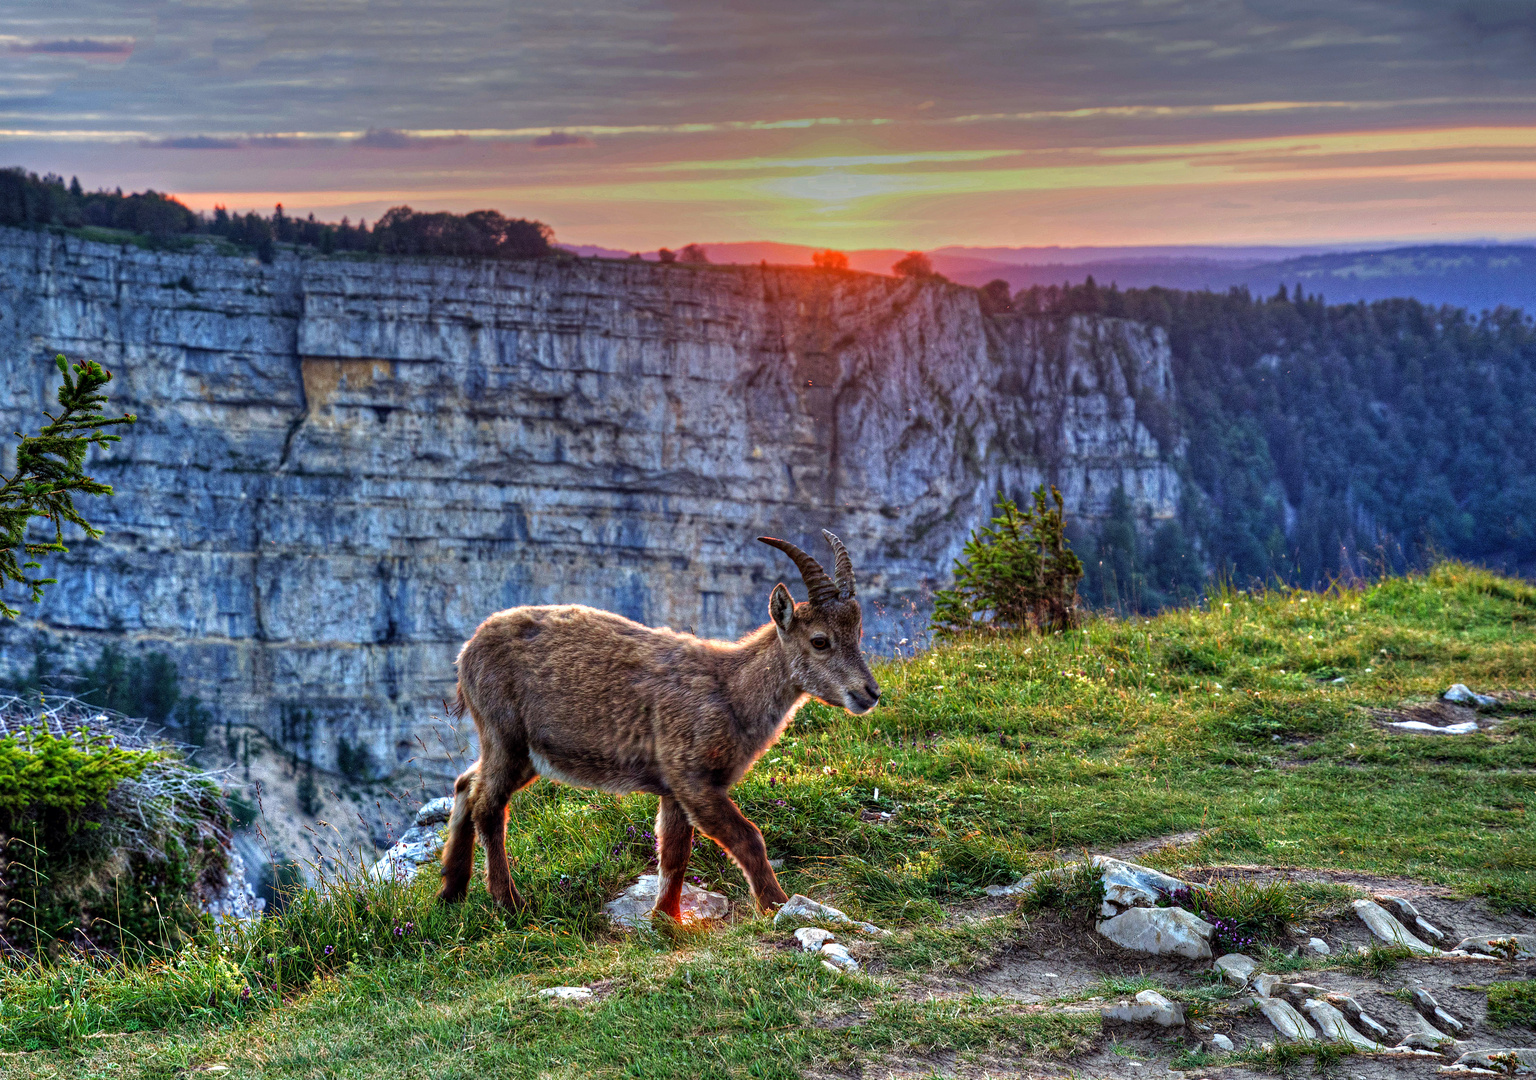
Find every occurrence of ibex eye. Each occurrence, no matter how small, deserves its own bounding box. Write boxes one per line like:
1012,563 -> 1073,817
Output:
811,636 -> 830,651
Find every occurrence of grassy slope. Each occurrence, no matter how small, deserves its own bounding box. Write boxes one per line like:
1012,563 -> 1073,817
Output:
3,563 -> 1532,1077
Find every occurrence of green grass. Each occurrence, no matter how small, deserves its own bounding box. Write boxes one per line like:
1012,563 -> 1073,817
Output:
1487,980 -> 1536,1029
2,562 -> 1533,1077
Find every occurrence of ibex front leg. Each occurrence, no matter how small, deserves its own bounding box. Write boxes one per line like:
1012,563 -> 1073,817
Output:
652,795 -> 694,922
681,789 -> 789,914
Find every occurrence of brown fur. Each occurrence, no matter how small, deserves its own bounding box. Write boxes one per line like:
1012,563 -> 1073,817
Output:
439,533 -> 880,918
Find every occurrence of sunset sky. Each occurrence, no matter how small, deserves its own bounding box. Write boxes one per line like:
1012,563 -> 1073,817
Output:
3,1 -> 1535,250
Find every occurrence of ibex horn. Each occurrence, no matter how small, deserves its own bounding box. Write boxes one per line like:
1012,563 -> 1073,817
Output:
822,530 -> 855,600
758,536 -> 838,606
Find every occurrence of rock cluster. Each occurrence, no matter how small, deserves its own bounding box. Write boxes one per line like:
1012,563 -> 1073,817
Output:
990,855 -> 1218,959
370,797 -> 454,883
200,845 -> 266,927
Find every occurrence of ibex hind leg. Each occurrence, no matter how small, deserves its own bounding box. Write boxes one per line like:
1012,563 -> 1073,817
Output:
473,743 -> 538,913
438,763 -> 480,903
652,795 -> 694,922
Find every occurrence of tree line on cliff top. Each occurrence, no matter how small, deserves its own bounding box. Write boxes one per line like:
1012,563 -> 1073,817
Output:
0,167 -> 554,262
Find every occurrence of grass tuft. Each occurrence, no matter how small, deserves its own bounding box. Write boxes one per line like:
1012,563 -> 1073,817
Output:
1487,980 -> 1536,1029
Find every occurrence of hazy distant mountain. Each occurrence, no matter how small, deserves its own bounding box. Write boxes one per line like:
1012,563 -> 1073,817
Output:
560,241 -> 1536,312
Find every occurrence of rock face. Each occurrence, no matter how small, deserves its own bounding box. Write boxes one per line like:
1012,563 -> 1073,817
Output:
0,229 -> 1181,779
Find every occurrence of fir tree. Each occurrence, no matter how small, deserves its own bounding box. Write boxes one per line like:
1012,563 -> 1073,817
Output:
931,486 -> 1083,636
1,355 -> 136,618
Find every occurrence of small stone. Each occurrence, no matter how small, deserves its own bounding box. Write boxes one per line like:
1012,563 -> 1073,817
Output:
1254,996 -> 1318,1042
1307,936 -> 1331,955
1411,987 -> 1467,1036
1097,906 -> 1214,960
413,796 -> 455,828
537,986 -> 593,1001
1453,934 -> 1535,960
1354,899 -> 1441,954
818,943 -> 860,972
768,858 -> 784,870
1388,719 -> 1481,735
1301,998 -> 1385,1050
1443,684 -> 1497,707
1253,973 -> 1282,998
1215,953 -> 1259,988
1102,990 -> 1186,1028
604,874 -> 730,929
1400,1030 -> 1457,1052
794,927 -> 836,953
773,894 -> 890,936
1210,1034 -> 1235,1052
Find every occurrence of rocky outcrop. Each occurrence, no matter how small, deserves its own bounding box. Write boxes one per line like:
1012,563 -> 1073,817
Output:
0,228 -> 1180,779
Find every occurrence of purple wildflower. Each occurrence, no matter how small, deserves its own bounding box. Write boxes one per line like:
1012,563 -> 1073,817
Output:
323,945 -> 334,956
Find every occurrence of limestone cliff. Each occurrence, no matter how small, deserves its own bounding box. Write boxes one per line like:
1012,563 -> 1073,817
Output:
0,227 -> 1178,778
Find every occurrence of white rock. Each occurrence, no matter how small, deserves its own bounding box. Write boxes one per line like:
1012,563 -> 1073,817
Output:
1453,934 -> 1534,960
1411,987 -> 1466,1035
1252,973 -> 1282,998
772,894 -> 890,936
1406,1010 -> 1463,1048
604,874 -> 730,928
1388,720 -> 1481,735
1254,996 -> 1318,1042
200,845 -> 265,928
1094,856 -> 1190,912
984,855 -> 1189,908
1102,990 -> 1186,1028
1301,998 -> 1386,1050
819,942 -> 860,972
1354,899 -> 1441,954
414,797 -> 455,827
794,927 -> 836,953
1097,906 -> 1214,959
1324,993 -> 1391,1041
537,986 -> 593,1001
1442,1049 -> 1536,1075
369,824 -> 445,883
1400,1030 -> 1458,1052
1306,936 -> 1331,955
1214,953 -> 1259,988
1210,1033 -> 1234,1052
1443,684 -> 1497,707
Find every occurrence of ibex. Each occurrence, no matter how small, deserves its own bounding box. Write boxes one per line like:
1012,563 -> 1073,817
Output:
439,531 -> 880,920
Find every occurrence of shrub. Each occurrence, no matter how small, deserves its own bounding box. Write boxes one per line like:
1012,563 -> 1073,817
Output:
0,695 -> 228,956
931,487 -> 1084,636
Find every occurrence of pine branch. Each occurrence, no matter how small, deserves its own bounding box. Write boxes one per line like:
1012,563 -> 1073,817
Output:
1,355 -> 136,618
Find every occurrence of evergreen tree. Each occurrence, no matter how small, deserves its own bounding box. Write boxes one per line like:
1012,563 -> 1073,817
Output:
931,486 -> 1083,635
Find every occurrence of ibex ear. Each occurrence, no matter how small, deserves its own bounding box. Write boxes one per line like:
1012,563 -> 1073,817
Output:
769,583 -> 795,632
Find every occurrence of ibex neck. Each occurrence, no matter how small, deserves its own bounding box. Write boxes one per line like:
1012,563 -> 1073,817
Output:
722,623 -> 807,745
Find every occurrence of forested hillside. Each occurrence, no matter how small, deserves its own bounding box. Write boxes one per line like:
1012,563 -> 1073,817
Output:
1040,282 -> 1536,606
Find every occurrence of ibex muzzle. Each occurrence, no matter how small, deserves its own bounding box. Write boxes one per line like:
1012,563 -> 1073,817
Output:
440,530 -> 879,921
